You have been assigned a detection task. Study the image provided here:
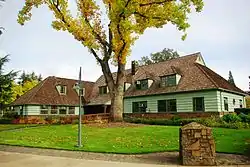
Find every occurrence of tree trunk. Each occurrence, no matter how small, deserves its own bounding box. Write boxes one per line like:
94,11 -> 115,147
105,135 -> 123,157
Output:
100,60 -> 125,122
110,86 -> 124,122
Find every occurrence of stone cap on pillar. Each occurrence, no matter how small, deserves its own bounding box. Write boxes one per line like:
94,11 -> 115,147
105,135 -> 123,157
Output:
181,122 -> 210,130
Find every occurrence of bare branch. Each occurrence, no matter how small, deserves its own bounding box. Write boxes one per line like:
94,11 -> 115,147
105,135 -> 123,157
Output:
90,48 -> 102,63
140,0 -> 173,7
133,12 -> 162,20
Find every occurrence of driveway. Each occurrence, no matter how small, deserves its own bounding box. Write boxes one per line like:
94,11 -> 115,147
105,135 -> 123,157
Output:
0,151 -> 177,167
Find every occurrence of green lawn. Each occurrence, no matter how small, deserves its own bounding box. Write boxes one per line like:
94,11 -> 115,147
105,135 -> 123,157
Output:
0,125 -> 249,154
0,124 -> 39,131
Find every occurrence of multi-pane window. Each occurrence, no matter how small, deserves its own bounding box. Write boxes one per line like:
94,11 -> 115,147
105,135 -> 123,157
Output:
60,85 -> 66,94
136,79 -> 148,90
59,106 -> 67,114
132,101 -> 147,113
99,86 -> 108,94
224,97 -> 228,111
160,75 -> 176,87
40,105 -> 49,114
239,99 -> 243,108
68,106 -> 75,114
51,105 -> 58,114
193,97 -> 205,112
233,99 -> 236,105
158,100 -> 167,112
157,99 -> 177,112
167,99 -> 177,112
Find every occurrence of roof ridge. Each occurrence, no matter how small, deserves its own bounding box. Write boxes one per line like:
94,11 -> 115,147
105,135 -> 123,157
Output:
134,52 -> 201,69
26,77 -> 50,104
52,76 -> 94,83
195,63 -> 219,88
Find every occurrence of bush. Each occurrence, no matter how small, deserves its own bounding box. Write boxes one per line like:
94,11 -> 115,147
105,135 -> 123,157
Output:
3,112 -> 19,119
125,116 -> 250,129
222,114 -> 242,123
238,113 -> 250,123
235,108 -> 250,115
0,118 -> 13,124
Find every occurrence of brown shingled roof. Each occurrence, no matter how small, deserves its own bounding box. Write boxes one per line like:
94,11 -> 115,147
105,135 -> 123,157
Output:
11,76 -> 95,106
88,53 -> 245,104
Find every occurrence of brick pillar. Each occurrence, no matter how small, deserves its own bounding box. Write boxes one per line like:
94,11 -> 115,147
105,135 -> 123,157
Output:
179,122 -> 216,166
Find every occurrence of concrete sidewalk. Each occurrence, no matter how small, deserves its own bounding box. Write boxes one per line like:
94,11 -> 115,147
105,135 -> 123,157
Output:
0,151 -> 175,167
0,151 -> 250,167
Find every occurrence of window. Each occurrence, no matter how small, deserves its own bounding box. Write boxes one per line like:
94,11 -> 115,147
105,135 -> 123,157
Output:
160,75 -> 176,87
132,101 -> 147,113
68,106 -> 75,114
224,97 -> 228,111
40,105 -> 49,114
60,85 -> 66,94
239,99 -> 243,108
136,79 -> 148,90
193,97 -> 205,112
99,86 -> 108,94
157,99 -> 177,112
51,105 -> 58,114
167,99 -> 177,112
59,106 -> 67,114
158,100 -> 166,112
233,99 -> 236,105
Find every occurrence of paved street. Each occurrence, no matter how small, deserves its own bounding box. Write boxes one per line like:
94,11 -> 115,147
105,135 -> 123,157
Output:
1,151 -> 250,167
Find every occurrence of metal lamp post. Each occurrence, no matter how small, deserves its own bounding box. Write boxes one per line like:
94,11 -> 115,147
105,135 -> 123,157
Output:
73,67 -> 84,147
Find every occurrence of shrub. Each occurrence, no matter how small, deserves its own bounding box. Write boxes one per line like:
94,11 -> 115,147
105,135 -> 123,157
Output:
222,114 -> 242,123
238,113 -> 250,123
235,108 -> 250,115
0,118 -> 13,124
3,112 -> 19,119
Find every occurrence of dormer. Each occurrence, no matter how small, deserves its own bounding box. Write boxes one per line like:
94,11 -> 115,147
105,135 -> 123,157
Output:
160,74 -> 181,87
99,86 -> 109,95
56,85 -> 67,95
195,54 -> 206,66
124,82 -> 131,92
135,79 -> 153,90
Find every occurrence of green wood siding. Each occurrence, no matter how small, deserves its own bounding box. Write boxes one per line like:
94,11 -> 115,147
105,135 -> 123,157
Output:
216,91 -> 245,112
124,90 -> 219,113
16,105 -> 80,115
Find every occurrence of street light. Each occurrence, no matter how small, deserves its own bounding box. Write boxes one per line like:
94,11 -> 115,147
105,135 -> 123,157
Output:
73,67 -> 84,147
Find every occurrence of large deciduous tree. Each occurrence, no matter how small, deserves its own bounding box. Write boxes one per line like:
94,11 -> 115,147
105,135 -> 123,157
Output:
137,48 -> 179,66
18,0 -> 204,121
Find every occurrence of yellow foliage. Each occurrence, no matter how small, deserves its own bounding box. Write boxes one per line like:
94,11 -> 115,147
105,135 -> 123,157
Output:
246,96 -> 250,108
18,0 -> 204,65
11,80 -> 39,103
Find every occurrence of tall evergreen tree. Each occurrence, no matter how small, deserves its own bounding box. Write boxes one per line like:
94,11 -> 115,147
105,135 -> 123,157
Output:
228,71 -> 235,86
0,55 -> 18,112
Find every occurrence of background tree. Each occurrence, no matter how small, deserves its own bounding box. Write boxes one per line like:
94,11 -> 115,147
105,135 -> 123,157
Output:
0,55 -> 18,113
138,48 -> 179,66
228,71 -> 235,86
18,0 -> 204,121
19,71 -> 42,85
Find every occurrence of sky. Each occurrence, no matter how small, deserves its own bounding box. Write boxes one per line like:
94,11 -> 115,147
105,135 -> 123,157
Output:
0,0 -> 249,91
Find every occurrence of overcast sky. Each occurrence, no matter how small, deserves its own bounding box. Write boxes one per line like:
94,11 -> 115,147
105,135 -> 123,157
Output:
0,0 -> 249,91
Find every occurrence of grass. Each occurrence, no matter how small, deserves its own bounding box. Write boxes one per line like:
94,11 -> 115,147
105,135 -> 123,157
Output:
0,124 -> 249,154
0,124 -> 40,131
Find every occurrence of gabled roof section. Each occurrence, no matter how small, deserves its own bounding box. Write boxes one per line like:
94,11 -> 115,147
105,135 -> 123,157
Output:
196,64 -> 246,95
11,76 -> 95,106
88,52 -> 246,104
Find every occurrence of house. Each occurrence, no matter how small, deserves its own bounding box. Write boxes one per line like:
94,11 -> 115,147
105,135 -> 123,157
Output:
11,76 -> 94,115
86,53 -> 246,116
11,53 -> 247,116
